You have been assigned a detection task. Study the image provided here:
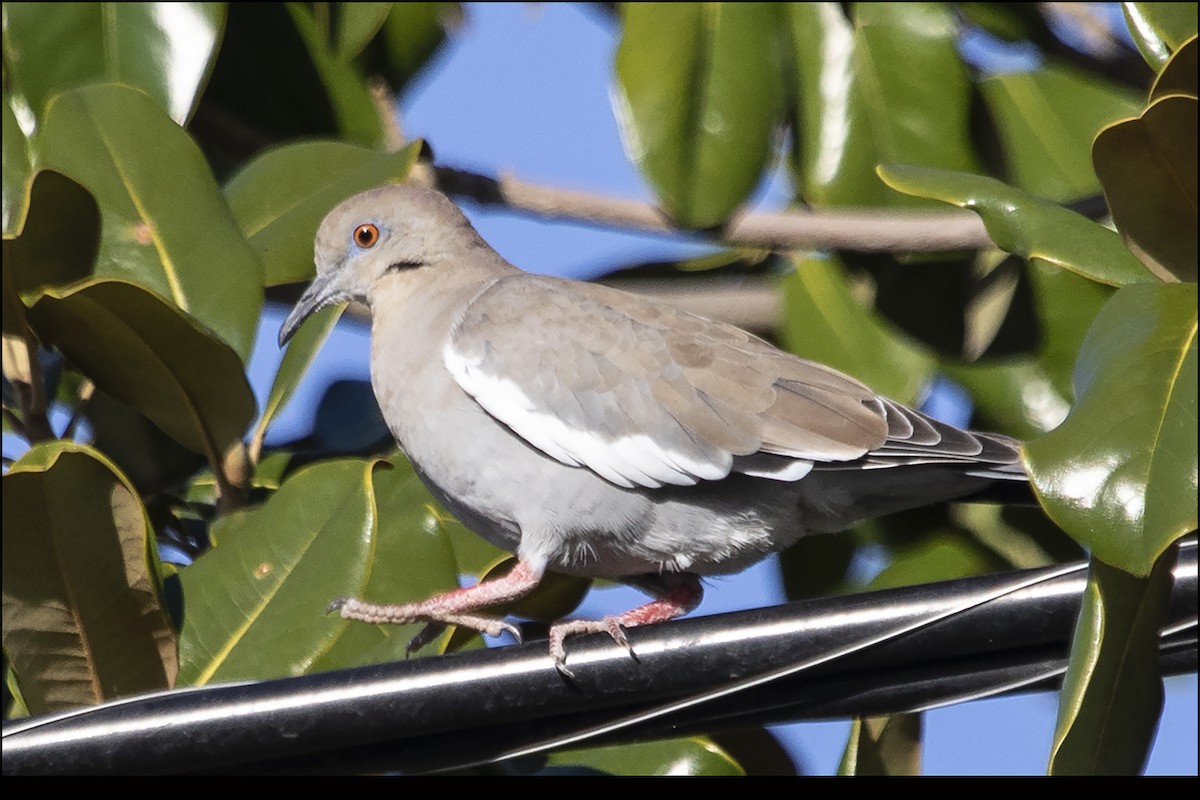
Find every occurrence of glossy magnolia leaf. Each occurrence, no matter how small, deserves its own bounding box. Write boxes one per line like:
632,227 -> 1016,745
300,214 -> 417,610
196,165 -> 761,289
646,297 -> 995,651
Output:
3,3 -> 225,125
224,141 -> 420,286
614,3 -> 785,228
1150,36 -> 1198,101
1025,283 -> 1197,576
40,84 -> 263,360
1093,94 -> 1198,283
250,303 -> 345,460
546,736 -> 744,776
781,255 -> 934,404
179,459 -> 388,683
334,2 -> 393,60
27,279 -> 256,486
2,95 -> 35,237
852,3 -> 980,204
1124,3 -> 1197,69
838,713 -> 922,776
785,3 -> 886,206
2,441 -> 176,713
877,164 -> 1154,287
5,171 -> 100,306
309,458 -> 464,672
867,526 -> 1005,591
980,66 -> 1140,202
286,3 -> 384,147
1049,552 -> 1175,775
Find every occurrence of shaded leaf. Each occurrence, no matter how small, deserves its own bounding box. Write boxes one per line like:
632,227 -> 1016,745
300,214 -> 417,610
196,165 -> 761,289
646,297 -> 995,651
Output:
374,2 -> 461,90
4,170 -> 100,305
877,164 -> 1154,286
1049,551 -> 1175,774
1124,3 -> 1197,69
614,3 -> 785,227
2,441 -> 176,713
40,84 -> 263,360
546,736 -> 744,776
84,387 -> 205,496
178,459 -> 394,684
785,3 -> 886,206
224,140 -> 419,286
1024,283 -> 1197,576
980,66 -> 1140,202
781,255 -> 934,404
838,713 -> 922,775
779,531 -> 858,600
2,94 -> 35,237
1149,36 -> 1198,101
286,2 -> 384,147
1093,94 -> 1198,282
334,2 -> 393,60
27,279 -> 256,492
3,2 -> 225,125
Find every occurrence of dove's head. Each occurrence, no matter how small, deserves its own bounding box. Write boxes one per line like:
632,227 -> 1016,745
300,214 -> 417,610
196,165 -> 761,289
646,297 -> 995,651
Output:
278,184 -> 489,347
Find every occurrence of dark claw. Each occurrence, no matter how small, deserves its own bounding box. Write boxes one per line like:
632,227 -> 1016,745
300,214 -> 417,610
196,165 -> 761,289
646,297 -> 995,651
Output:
326,597 -> 350,615
406,622 -> 447,656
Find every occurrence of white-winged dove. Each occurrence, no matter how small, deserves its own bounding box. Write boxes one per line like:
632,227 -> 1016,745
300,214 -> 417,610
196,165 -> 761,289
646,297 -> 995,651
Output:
279,184 -> 1028,671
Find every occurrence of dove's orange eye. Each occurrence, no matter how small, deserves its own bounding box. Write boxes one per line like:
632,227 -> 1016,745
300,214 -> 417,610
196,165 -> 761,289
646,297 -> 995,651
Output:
353,224 -> 380,248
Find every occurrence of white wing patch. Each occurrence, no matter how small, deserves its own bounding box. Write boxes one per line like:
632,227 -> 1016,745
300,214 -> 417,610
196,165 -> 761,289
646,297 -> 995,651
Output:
446,343 -> 737,489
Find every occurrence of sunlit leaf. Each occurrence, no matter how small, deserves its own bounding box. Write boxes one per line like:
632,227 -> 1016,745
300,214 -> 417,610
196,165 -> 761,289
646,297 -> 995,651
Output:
40,84 -> 263,360
1024,283 -> 1197,576
877,164 -> 1154,286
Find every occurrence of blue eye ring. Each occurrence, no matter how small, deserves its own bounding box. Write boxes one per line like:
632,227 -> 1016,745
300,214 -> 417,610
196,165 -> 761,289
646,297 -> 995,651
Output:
353,223 -> 380,248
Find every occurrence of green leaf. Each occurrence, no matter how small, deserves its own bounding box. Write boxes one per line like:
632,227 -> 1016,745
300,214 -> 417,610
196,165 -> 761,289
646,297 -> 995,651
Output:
377,2 -> 460,90
2,94 -> 35,237
1024,283 -> 1197,576
224,140 -> 420,286
980,66 -> 1141,202
1093,94 -> 1198,283
2,3 -> 226,125
867,519 -> 1006,592
877,164 -> 1154,287
285,2 -> 384,147
1124,3 -> 1197,69
780,255 -> 935,404
3,171 -> 100,323
1150,36 -> 1198,102
1048,551 -> 1175,774
27,279 -> 257,491
838,713 -> 922,775
2,441 -> 176,713
39,84 -> 263,360
785,3 -> 887,206
250,303 -> 345,460
852,3 -> 980,202
614,3 -> 785,227
334,2 -> 393,60
310,458 -> 463,671
178,459 -> 399,683
546,736 -> 744,776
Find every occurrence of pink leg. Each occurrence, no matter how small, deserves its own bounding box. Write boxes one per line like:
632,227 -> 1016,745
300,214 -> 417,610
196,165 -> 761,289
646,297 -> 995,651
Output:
549,575 -> 703,673
330,559 -> 543,652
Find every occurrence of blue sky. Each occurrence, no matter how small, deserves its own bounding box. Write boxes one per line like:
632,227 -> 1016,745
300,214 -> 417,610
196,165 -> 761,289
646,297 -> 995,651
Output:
249,3 -> 1195,775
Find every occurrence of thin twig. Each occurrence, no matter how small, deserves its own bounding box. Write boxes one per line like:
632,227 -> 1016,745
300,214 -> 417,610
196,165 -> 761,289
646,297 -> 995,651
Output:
430,167 -> 994,253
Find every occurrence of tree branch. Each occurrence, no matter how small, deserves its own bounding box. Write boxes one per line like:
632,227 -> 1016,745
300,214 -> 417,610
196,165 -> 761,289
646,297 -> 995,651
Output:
424,166 -> 994,253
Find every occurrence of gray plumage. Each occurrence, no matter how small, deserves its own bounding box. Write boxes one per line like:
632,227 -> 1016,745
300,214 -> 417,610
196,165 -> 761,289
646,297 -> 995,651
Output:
279,183 -> 1027,668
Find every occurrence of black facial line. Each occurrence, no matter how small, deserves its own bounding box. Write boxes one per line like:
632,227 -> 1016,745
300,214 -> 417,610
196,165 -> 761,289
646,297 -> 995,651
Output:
387,260 -> 427,272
